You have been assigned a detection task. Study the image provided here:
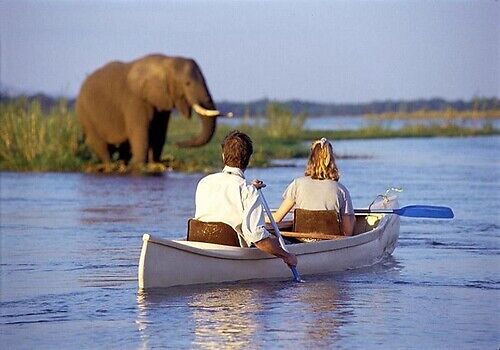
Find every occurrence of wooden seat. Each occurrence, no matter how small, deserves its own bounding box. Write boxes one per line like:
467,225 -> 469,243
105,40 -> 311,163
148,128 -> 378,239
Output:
293,208 -> 342,235
187,219 -> 240,247
285,208 -> 343,241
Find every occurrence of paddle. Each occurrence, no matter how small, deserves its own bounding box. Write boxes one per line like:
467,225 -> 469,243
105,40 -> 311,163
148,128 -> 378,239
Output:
354,205 -> 454,219
257,188 -> 303,283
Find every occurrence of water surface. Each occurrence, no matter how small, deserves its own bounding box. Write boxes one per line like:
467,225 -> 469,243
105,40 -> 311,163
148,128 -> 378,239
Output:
219,114 -> 500,130
1,136 -> 499,349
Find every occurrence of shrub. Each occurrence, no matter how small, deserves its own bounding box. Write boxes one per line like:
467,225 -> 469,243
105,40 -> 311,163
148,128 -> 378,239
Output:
264,103 -> 307,138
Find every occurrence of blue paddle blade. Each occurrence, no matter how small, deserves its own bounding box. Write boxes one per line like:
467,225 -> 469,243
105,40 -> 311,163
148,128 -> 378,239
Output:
395,205 -> 454,218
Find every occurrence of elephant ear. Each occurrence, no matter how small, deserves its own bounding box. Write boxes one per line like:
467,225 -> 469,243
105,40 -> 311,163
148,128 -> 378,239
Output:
127,58 -> 174,111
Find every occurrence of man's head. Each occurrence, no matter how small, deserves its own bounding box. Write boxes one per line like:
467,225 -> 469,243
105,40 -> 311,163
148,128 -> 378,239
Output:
221,130 -> 253,169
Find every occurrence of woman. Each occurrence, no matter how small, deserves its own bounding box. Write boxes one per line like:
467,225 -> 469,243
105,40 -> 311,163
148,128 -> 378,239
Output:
272,137 -> 355,236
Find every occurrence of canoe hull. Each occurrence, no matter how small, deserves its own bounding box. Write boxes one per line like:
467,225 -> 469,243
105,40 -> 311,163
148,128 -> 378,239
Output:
138,197 -> 400,289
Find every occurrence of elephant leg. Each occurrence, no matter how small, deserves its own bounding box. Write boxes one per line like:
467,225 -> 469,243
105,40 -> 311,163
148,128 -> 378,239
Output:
86,131 -> 111,163
108,140 -> 132,164
116,141 -> 132,164
107,144 -> 118,160
107,142 -> 132,163
128,133 -> 148,166
77,107 -> 111,163
126,115 -> 149,166
148,110 -> 170,162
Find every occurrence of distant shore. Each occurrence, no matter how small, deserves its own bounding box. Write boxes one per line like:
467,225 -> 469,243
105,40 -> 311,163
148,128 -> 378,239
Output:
1,93 -> 498,117
0,98 -> 498,173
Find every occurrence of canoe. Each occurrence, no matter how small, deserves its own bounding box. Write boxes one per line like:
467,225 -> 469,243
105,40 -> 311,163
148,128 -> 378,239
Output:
138,196 -> 400,289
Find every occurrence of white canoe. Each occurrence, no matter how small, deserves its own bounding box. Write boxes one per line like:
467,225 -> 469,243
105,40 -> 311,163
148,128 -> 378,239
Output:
138,196 -> 400,289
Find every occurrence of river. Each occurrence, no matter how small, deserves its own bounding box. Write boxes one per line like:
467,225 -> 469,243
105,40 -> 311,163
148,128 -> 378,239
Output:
219,114 -> 500,131
1,136 -> 498,349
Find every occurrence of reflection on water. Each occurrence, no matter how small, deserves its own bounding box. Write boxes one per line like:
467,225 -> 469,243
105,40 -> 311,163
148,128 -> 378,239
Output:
296,283 -> 350,346
81,205 -> 141,224
136,284 -> 268,349
135,279 -> 353,349
75,173 -> 202,233
135,257 -> 405,349
189,288 -> 261,349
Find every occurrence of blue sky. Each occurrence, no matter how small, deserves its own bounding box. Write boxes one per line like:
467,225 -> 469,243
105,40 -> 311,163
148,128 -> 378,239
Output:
0,0 -> 498,103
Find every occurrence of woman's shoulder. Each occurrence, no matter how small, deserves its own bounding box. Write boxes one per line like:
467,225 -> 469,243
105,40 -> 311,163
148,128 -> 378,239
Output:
294,175 -> 312,183
292,176 -> 313,186
294,176 -> 340,185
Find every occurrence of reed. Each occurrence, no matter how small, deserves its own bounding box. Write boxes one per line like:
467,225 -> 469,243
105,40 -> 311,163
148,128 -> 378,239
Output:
0,99 -> 90,171
263,103 -> 307,138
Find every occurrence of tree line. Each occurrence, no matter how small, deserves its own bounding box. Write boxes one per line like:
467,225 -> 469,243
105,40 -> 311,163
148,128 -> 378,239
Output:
217,97 -> 499,117
1,93 -> 498,117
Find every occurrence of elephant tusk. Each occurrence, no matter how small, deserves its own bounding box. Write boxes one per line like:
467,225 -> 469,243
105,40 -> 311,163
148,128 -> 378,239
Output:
192,104 -> 220,117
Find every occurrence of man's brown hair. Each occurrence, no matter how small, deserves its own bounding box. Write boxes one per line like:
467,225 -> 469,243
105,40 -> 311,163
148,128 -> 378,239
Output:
221,130 -> 253,169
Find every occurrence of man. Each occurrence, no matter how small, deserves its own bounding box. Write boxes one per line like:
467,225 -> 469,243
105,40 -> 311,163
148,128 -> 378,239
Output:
195,130 -> 297,268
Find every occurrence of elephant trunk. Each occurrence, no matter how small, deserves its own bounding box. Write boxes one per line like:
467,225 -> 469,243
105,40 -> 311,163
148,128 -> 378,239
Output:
176,103 -> 218,148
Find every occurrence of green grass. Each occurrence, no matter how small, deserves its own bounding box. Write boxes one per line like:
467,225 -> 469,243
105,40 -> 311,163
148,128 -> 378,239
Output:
0,99 -> 498,173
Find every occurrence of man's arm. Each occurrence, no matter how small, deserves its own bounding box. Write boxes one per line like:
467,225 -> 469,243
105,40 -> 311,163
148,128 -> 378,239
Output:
254,237 -> 297,267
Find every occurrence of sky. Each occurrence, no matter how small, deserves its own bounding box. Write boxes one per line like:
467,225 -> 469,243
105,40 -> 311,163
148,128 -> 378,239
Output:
0,0 -> 498,103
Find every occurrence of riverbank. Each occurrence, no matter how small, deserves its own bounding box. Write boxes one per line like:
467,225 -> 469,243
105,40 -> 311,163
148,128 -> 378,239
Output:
1,99 -> 498,172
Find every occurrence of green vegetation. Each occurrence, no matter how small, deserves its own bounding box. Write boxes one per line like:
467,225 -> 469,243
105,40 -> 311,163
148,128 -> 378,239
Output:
163,104 -> 310,171
305,123 -> 497,141
0,98 -> 90,171
0,99 -> 498,173
364,107 -> 500,122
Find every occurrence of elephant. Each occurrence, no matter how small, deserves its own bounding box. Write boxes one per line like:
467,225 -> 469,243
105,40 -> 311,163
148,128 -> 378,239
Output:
76,54 -> 230,167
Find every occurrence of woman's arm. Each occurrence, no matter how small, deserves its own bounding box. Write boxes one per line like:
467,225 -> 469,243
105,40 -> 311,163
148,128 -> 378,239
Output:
341,214 -> 356,236
268,198 -> 295,223
252,180 -> 294,223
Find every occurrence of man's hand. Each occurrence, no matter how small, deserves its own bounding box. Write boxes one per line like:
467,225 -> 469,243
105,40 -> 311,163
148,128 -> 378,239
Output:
251,179 -> 266,189
254,237 -> 298,267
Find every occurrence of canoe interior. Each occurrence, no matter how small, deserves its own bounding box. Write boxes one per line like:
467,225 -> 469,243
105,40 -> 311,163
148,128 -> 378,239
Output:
266,214 -> 382,243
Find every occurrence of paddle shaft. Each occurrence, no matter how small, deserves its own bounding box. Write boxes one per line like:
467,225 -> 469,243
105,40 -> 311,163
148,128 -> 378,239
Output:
257,188 -> 302,282
355,205 -> 454,219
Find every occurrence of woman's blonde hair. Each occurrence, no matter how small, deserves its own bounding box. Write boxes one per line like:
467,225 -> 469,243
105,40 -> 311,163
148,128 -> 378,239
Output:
305,138 -> 340,180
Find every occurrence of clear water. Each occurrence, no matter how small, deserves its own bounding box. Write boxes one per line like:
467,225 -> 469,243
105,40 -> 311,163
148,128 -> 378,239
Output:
1,136 -> 499,349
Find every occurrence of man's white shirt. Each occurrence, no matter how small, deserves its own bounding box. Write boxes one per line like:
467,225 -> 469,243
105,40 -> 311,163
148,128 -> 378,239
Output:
195,166 -> 270,247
